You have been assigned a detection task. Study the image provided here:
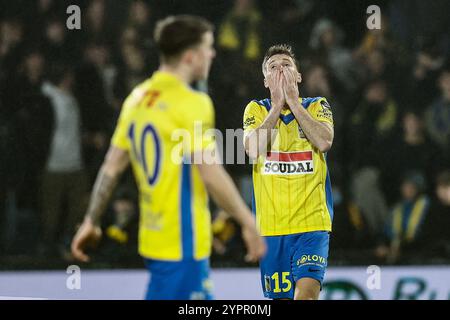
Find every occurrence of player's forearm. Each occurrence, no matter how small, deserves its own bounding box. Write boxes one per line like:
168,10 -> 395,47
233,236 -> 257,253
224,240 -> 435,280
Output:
244,108 -> 280,159
85,165 -> 120,226
290,103 -> 334,153
85,146 -> 130,226
198,163 -> 254,228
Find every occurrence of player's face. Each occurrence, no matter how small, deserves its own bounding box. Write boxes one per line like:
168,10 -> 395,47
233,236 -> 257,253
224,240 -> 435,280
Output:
191,31 -> 216,80
437,185 -> 450,206
264,54 -> 301,88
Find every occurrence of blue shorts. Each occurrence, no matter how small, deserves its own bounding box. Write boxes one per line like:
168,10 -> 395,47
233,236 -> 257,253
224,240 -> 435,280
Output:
144,258 -> 213,300
260,231 -> 330,299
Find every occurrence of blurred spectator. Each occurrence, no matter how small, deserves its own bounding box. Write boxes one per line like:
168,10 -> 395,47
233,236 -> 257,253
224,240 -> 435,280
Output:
118,0 -> 159,90
0,19 -> 25,79
381,110 -> 443,204
347,79 -> 399,239
353,15 -> 408,68
126,0 -> 154,50
214,0 -> 266,177
407,40 -> 446,111
113,44 -> 149,103
349,79 -> 398,169
217,0 -> 263,63
302,62 -> 333,98
350,167 -> 389,246
415,170 -> 450,260
425,63 -> 450,154
0,49 -> 53,254
354,49 -> 400,93
375,171 -> 430,264
42,17 -> 70,62
329,191 -> 375,251
301,62 -> 344,127
262,0 -> 319,49
75,41 -> 115,181
40,63 -> 88,259
301,62 -> 345,182
309,18 -> 357,93
363,49 -> 388,80
388,0 -> 450,54
81,0 -> 113,45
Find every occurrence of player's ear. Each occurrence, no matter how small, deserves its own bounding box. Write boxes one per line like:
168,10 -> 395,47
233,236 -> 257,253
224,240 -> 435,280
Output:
182,49 -> 195,65
297,72 -> 302,84
264,77 -> 269,88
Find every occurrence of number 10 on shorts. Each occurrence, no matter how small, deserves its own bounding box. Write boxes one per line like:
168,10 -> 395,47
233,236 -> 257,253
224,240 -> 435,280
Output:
266,272 -> 292,293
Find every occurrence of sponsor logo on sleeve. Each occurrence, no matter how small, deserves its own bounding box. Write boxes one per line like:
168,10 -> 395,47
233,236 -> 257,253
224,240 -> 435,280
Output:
320,100 -> 331,110
243,116 -> 256,128
318,100 -> 333,122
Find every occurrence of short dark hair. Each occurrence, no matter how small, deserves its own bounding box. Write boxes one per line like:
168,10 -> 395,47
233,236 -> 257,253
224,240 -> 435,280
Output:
154,15 -> 214,63
262,44 -> 299,75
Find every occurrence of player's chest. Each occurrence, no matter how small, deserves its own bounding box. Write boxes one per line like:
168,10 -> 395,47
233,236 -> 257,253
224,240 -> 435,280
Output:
272,121 -> 312,151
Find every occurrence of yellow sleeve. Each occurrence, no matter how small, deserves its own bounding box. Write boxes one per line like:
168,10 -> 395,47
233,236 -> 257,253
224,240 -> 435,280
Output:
111,105 -> 129,150
243,101 -> 265,135
179,93 -> 216,154
111,95 -> 135,151
308,98 -> 334,126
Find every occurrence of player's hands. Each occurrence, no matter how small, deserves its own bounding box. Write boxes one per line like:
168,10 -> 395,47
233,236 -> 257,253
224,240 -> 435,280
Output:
283,67 -> 301,108
71,217 -> 102,263
267,68 -> 285,111
241,223 -> 267,263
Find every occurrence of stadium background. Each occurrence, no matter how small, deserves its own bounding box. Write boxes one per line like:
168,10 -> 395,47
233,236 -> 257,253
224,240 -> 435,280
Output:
0,0 -> 449,299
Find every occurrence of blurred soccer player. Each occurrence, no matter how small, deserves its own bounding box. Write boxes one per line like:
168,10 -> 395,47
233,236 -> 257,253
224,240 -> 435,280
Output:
71,15 -> 266,300
243,44 -> 334,300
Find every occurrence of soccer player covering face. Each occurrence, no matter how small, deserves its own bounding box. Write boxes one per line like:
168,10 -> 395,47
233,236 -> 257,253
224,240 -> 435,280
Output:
71,15 -> 266,300
243,45 -> 334,300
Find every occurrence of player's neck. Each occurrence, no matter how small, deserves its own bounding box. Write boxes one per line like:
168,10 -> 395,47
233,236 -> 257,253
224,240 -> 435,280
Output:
159,64 -> 195,86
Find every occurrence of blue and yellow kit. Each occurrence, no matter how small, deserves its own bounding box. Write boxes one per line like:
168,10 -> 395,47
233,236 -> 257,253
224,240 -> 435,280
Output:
111,71 -> 215,299
243,97 -> 334,298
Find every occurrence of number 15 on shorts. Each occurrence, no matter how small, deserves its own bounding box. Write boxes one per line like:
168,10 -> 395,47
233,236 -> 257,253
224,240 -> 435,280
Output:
265,272 -> 292,293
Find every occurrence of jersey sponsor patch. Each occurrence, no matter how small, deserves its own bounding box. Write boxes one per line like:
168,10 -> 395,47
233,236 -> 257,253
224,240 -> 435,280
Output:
262,151 -> 314,175
243,115 -> 256,128
320,99 -> 331,110
317,100 -> 333,122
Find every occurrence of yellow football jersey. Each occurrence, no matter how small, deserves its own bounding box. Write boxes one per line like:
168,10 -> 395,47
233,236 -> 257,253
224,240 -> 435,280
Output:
111,71 -> 215,261
243,97 -> 334,236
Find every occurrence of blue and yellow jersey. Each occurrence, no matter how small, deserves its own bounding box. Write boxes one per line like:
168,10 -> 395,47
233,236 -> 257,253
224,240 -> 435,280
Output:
243,97 -> 334,236
389,195 -> 430,243
111,71 -> 215,261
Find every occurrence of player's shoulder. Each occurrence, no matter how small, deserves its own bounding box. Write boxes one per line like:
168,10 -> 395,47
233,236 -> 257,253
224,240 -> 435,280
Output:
181,89 -> 214,113
301,96 -> 331,110
192,90 -> 213,106
245,98 -> 271,113
122,79 -> 152,110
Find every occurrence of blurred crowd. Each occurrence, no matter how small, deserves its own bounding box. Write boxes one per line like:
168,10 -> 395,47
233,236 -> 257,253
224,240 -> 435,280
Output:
0,0 -> 449,267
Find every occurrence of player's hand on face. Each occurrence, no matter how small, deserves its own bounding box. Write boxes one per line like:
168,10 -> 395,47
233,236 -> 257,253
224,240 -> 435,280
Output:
268,68 -> 285,111
283,67 -> 300,107
241,224 -> 267,263
71,217 -> 102,263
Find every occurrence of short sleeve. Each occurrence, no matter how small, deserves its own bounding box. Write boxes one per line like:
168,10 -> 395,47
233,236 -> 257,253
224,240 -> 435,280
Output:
243,101 -> 265,135
111,99 -> 133,151
308,98 -> 334,126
